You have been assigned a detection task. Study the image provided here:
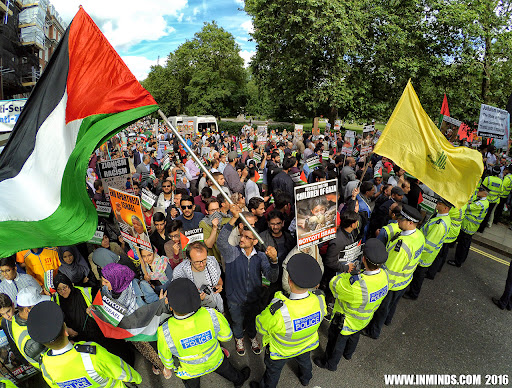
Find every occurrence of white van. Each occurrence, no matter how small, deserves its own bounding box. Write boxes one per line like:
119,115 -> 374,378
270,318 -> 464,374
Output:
169,115 -> 218,134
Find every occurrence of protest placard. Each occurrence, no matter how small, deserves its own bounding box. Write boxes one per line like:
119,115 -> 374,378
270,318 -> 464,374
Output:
363,124 -> 375,133
338,240 -> 363,272
141,188 -> 157,210
95,200 -> 112,217
0,329 -> 38,384
257,126 -> 268,145
306,155 -> 322,170
418,193 -> 438,213
345,130 -> 356,138
295,180 -> 337,249
88,223 -> 105,245
108,188 -> 152,252
334,120 -> 341,131
98,157 -> 131,199
322,150 -> 330,161
157,141 -> 169,160
0,99 -> 27,132
478,104 -> 510,140
184,228 -> 204,243
341,144 -> 353,156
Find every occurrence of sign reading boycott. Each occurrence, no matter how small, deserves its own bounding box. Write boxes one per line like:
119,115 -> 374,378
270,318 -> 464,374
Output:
0,99 -> 27,132
478,104 -> 510,140
98,157 -> 131,199
108,187 -> 151,252
338,240 -> 363,272
295,179 -> 338,249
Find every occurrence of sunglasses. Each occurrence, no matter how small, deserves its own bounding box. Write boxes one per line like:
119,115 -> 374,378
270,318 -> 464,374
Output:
162,185 -> 171,188
182,205 -> 194,209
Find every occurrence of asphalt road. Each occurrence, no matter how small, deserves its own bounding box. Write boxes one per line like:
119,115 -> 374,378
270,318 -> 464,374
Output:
29,243 -> 512,388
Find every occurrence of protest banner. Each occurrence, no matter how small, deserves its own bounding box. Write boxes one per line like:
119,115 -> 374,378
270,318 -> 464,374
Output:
257,126 -> 268,145
338,240 -> 363,272
98,157 -> 131,199
363,124 -> 375,133
141,188 -> 157,210
157,141 -> 169,160
341,142 -> 353,156
0,329 -> 38,384
95,200 -> 112,217
294,124 -> 303,140
184,228 -> 204,243
345,130 -> 356,138
478,104 -> 510,140
108,187 -> 152,252
88,223 -> 105,245
0,99 -> 27,132
334,120 -> 341,131
360,144 -> 373,157
322,150 -> 330,161
295,179 -> 337,249
306,155 -> 322,170
161,154 -> 171,170
418,192 -> 438,213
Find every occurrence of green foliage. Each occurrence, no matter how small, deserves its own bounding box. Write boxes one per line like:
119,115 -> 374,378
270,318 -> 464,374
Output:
218,121 -> 248,134
144,22 -> 248,118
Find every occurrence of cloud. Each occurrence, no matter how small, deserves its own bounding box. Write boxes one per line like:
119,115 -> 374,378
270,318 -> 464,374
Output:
241,20 -> 253,34
50,0 -> 187,50
239,50 -> 255,68
235,0 -> 244,4
121,55 -> 159,81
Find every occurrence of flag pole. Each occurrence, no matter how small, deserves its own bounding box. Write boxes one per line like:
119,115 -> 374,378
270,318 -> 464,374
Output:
157,110 -> 266,247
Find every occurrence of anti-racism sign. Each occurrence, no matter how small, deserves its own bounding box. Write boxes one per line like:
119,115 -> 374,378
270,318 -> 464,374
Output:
98,157 -> 131,199
295,179 -> 338,249
0,99 -> 27,132
478,104 -> 510,140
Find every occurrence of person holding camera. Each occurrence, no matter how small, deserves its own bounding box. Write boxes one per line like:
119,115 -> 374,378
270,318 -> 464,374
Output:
172,241 -> 224,313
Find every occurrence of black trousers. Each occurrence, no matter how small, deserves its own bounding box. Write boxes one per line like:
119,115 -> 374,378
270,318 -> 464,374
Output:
258,348 -> 312,388
182,356 -> 245,388
478,202 -> 496,232
427,242 -> 453,278
366,288 -> 407,339
408,265 -> 428,298
498,261 -> 512,310
322,320 -> 360,370
454,231 -> 473,266
493,197 -> 507,224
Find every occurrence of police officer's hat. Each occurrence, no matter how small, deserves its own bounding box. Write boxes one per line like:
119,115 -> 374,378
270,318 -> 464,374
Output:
287,253 -> 322,288
479,183 -> 490,192
399,204 -> 422,223
435,195 -> 453,208
363,238 -> 387,265
166,278 -> 201,314
27,301 -> 64,344
492,165 -> 502,175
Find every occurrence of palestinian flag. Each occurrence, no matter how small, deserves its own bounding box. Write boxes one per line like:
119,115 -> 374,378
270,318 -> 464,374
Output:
0,8 -> 158,257
149,168 -> 156,180
300,171 -> 307,184
180,232 -> 190,250
438,93 -> 450,128
91,289 -> 169,341
252,170 -> 261,183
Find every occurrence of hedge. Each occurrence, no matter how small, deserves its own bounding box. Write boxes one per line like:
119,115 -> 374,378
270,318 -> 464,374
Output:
218,121 -> 295,135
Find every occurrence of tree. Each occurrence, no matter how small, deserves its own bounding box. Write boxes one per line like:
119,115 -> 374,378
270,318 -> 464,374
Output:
144,22 -> 247,118
245,0 -> 365,124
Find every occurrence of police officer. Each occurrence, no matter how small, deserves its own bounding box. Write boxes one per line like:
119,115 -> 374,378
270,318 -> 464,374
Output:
157,278 -> 250,388
494,164 -> 512,225
364,205 -> 425,339
404,197 -> 452,299
250,253 -> 326,388
478,166 -> 502,232
448,184 -> 490,268
314,239 -> 389,371
27,301 -> 140,388
12,287 -> 50,369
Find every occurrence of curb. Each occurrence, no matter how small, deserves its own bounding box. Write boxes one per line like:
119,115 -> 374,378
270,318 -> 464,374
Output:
473,233 -> 512,257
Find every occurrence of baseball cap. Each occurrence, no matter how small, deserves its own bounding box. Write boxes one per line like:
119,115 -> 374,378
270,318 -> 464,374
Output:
228,151 -> 238,162
391,186 -> 404,196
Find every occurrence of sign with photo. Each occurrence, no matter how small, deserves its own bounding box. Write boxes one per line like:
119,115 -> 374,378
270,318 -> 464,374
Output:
295,180 -> 338,249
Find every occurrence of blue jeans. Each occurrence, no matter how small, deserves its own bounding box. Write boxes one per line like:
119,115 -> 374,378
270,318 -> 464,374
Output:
227,300 -> 259,339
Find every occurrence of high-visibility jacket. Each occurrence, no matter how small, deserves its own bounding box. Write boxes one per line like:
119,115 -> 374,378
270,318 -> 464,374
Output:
330,269 -> 389,335
380,221 -> 400,245
157,307 -> 231,380
0,378 -> 18,388
384,229 -> 425,291
53,287 -> 92,307
445,204 -> 468,244
482,176 -> 502,204
40,342 -> 140,388
461,197 -> 489,235
11,316 -> 43,369
500,174 -> 512,199
255,291 -> 326,360
419,214 -> 451,267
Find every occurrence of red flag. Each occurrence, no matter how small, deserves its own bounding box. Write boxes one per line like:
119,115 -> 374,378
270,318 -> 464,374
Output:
418,191 -> 424,204
180,233 -> 190,250
440,93 -> 450,116
252,170 -> 260,183
300,171 -> 307,183
173,171 -> 177,185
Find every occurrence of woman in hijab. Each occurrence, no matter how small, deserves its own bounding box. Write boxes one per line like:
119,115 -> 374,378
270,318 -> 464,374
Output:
100,263 -> 168,377
57,246 -> 97,287
52,272 -> 135,365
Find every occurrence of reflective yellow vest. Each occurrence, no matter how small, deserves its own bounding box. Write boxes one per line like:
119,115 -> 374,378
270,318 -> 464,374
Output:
419,214 -> 451,267
53,287 -> 93,307
461,197 -> 489,235
483,176 -> 502,203
255,291 -> 326,360
11,316 -> 41,369
381,221 -> 400,245
0,378 -> 18,388
500,174 -> 512,198
330,269 -> 389,335
157,307 -> 231,380
445,204 -> 468,244
40,342 -> 141,388
384,229 -> 425,291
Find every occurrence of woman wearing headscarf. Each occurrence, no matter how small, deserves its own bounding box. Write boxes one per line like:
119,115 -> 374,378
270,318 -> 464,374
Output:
100,263 -> 168,377
52,272 -> 135,365
57,246 -> 97,287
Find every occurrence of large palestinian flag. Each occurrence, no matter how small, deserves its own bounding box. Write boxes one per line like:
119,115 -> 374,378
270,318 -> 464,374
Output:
0,8 -> 158,257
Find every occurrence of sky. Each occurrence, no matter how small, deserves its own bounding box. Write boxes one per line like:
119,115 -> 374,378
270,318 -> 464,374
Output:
50,0 -> 255,81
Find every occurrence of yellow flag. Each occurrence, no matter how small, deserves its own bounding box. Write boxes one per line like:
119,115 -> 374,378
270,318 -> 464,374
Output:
374,81 -> 483,208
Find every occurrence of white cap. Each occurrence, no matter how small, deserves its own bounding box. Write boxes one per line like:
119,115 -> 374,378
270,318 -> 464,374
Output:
16,286 -> 50,307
